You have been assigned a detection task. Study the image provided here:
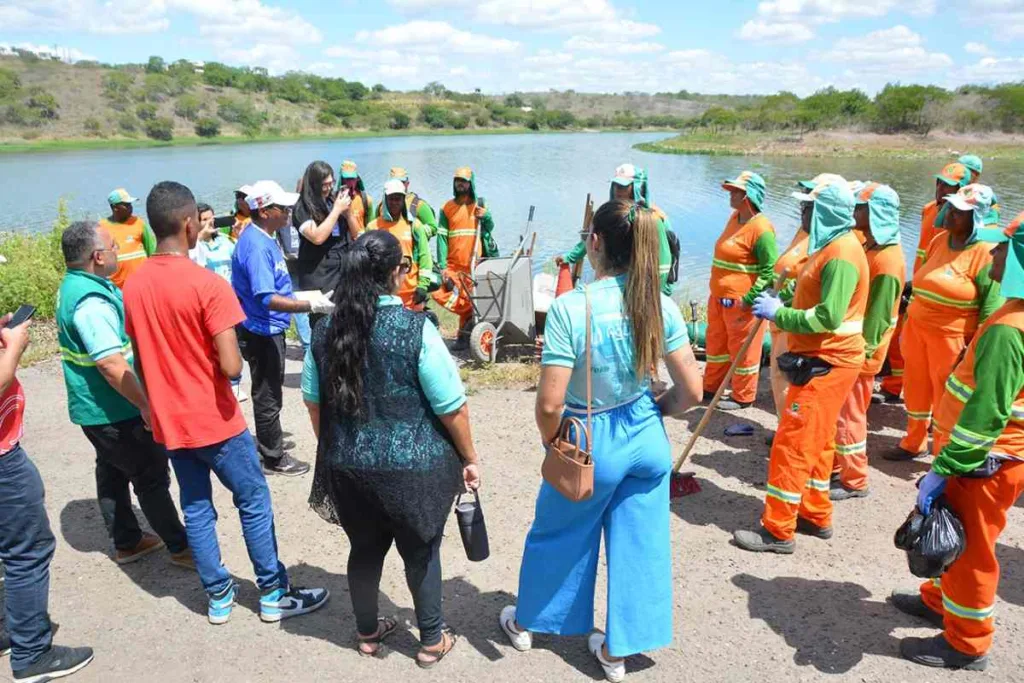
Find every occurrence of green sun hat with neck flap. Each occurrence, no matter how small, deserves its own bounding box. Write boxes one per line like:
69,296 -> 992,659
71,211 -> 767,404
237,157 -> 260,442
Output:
977,211 -> 1024,299
945,183 -> 994,243
856,183 -> 901,246
722,171 -> 766,212
803,177 -> 856,254
958,154 -> 983,176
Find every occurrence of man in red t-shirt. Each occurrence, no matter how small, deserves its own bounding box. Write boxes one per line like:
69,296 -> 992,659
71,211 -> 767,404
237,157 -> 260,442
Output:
124,181 -> 328,625
0,315 -> 95,681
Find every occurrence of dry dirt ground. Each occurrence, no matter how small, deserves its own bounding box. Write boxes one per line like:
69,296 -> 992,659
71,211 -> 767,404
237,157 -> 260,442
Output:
5,350 -> 1024,683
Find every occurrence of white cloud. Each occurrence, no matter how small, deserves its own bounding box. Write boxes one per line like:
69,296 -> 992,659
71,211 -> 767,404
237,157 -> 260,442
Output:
952,56 -> 1024,84
821,25 -> 952,74
564,36 -> 663,54
968,0 -> 1024,39
737,20 -> 814,44
964,42 -> 993,55
0,0 -> 169,35
355,21 -> 520,55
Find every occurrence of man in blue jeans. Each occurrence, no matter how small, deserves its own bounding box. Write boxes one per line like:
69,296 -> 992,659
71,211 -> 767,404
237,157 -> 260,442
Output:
0,314 -> 94,682
123,180 -> 328,624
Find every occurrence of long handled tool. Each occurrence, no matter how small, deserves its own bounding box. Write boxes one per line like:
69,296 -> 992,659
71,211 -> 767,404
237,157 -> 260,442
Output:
670,272 -> 787,499
571,194 -> 594,286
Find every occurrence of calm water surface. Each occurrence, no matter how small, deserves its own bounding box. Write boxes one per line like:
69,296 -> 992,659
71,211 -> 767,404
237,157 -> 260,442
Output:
2,132 -> 1022,300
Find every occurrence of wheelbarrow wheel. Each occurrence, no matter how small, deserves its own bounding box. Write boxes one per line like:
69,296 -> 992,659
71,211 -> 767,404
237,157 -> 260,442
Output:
469,322 -> 498,364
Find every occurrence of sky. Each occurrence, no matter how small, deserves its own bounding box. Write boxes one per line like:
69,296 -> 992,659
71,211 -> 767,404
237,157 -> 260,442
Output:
2,0 -> 1023,95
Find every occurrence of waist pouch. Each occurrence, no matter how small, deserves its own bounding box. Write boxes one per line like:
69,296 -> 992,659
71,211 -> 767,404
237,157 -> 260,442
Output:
959,455 -> 1004,479
777,352 -> 832,386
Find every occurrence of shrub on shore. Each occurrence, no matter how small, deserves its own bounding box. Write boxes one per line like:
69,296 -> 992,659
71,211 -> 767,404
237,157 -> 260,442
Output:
0,202 -> 69,319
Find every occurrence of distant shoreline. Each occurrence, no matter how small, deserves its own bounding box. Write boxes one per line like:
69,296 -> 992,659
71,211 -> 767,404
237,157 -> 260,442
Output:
0,127 -> 666,156
636,130 -> 1024,160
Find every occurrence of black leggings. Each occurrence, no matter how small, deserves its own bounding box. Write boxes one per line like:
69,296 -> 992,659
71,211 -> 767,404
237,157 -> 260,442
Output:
342,502 -> 446,647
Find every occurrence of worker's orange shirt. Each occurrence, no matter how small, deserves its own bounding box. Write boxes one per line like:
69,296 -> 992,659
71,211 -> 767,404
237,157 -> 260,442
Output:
442,199 -> 482,273
863,245 -> 906,375
775,230 -> 810,285
101,216 -> 148,289
710,212 -> 774,299
787,232 -> 870,368
908,234 -> 995,336
913,201 -> 940,273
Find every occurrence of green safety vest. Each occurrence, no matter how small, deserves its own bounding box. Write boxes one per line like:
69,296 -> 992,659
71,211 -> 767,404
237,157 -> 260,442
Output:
56,270 -> 139,426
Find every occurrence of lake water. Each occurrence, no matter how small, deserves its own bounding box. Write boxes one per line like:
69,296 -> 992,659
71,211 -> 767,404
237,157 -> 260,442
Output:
1,132 -> 1022,301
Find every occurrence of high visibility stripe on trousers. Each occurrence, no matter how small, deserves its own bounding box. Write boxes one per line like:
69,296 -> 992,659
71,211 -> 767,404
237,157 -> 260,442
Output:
919,462 -> 1024,657
879,314 -> 906,396
702,295 -> 764,404
900,317 -> 966,455
833,375 -> 873,491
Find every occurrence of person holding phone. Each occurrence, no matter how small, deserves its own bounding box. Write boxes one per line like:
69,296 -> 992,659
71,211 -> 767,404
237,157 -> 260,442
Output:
292,161 -> 353,308
56,220 -> 191,569
0,311 -> 95,682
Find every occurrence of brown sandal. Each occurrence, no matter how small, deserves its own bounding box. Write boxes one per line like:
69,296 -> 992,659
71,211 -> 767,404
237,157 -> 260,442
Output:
416,629 -> 457,669
357,617 -> 398,658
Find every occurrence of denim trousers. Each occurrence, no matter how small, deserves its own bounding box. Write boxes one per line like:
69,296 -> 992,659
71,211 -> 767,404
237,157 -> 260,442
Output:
168,431 -> 288,596
0,446 -> 56,672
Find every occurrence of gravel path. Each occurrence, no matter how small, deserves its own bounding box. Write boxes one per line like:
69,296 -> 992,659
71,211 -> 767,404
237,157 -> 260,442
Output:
5,352 -> 1024,682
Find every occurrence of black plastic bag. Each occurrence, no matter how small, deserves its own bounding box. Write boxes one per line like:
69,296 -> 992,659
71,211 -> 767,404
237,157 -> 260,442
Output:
894,497 -> 966,578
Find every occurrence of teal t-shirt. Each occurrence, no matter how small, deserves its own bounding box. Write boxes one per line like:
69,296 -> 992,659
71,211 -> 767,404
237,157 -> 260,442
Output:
73,296 -> 129,362
302,296 -> 466,415
541,275 -> 688,408
197,234 -> 235,282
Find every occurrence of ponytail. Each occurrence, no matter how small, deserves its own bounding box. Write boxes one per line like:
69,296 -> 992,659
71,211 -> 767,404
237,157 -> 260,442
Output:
325,230 -> 403,417
591,200 -> 665,378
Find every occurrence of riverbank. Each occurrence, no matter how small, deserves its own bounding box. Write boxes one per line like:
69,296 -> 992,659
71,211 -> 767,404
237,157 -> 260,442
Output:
636,130 -> 1024,160
0,127 -> 647,156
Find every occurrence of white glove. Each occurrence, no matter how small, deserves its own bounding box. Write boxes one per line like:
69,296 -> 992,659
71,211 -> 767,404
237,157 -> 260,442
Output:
308,291 -> 335,315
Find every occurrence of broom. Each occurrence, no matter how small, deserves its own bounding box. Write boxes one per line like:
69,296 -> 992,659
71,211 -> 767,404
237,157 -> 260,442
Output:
670,272 -> 787,498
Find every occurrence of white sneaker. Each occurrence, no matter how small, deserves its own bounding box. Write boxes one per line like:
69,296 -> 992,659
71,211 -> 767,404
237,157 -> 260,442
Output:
232,384 -> 249,403
588,632 -> 625,683
499,605 -> 532,652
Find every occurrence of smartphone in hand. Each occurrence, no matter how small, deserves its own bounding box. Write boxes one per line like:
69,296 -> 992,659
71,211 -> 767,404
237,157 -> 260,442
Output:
4,304 -> 35,328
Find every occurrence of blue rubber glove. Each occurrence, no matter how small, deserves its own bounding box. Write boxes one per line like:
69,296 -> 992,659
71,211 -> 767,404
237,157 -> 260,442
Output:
719,298 -> 735,309
751,292 -> 784,322
916,471 -> 947,515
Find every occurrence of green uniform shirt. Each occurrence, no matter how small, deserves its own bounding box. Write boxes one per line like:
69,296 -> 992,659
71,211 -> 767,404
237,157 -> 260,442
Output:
775,260 -> 861,334
741,231 -> 779,306
563,215 -> 676,297
933,324 -> 1024,476
863,271 -> 902,359
436,201 -> 498,270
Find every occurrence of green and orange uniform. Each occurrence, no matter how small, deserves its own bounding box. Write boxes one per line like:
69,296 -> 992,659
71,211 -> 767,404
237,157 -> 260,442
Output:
914,163 -> 970,274
916,213 -> 1024,660
338,160 -> 376,233
100,215 -> 156,290
432,167 -> 498,330
762,182 -> 869,541
834,184 -> 905,493
375,168 -> 439,239
769,229 -> 810,416
365,207 -> 434,311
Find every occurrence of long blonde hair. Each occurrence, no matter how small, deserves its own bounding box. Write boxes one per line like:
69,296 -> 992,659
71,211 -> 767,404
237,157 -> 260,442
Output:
592,199 -> 665,377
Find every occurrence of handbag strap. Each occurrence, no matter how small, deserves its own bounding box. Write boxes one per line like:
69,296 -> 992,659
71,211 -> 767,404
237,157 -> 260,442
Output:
584,285 -> 592,448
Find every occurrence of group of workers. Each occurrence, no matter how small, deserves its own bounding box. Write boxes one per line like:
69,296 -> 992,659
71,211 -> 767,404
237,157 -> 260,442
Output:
701,153 -> 1023,671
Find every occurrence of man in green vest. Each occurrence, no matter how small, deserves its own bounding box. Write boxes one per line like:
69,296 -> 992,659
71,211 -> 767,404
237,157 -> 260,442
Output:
56,220 -> 192,568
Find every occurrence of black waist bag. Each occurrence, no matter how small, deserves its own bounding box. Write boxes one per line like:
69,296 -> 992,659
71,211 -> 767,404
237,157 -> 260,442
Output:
776,352 -> 832,386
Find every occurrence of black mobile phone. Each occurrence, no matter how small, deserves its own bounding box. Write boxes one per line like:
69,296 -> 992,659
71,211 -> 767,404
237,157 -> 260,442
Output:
5,304 -> 36,328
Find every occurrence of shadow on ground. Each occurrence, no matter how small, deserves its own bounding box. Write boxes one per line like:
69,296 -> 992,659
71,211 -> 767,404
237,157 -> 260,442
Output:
671,478 -> 764,534
731,573 -> 910,674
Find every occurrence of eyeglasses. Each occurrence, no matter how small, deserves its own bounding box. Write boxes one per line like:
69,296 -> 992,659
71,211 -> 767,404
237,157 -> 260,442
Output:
93,242 -> 118,257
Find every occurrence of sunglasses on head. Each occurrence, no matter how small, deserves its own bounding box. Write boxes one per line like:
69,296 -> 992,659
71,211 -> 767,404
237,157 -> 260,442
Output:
399,256 -> 413,273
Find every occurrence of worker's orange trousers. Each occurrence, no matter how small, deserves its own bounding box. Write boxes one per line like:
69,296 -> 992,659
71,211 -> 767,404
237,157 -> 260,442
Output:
763,365 -> 860,540
899,318 -> 967,455
769,329 -> 790,417
919,461 -> 1024,657
833,375 -> 874,491
703,297 -> 764,405
879,315 -> 905,397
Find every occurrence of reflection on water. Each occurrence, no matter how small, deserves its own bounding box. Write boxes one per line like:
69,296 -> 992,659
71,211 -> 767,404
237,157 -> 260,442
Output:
1,132 -> 1021,300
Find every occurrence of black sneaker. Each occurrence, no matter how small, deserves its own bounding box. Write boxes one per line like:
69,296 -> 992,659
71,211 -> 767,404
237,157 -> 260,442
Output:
262,454 -> 310,477
12,645 -> 94,683
796,517 -> 833,539
830,486 -> 869,501
717,399 -> 752,412
889,589 -> 944,628
733,528 -> 795,554
883,447 -> 926,462
900,634 -> 988,671
870,392 -> 885,405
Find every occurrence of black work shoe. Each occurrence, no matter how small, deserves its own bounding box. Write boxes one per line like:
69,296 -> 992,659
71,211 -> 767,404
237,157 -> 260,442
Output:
262,454 -> 310,477
900,634 -> 988,671
871,392 -> 885,405
889,589 -> 944,628
702,391 -> 717,403
717,399 -> 752,412
830,486 -> 869,501
796,518 -> 834,539
12,645 -> 94,683
733,528 -> 795,554
883,391 -> 905,405
883,447 -> 926,462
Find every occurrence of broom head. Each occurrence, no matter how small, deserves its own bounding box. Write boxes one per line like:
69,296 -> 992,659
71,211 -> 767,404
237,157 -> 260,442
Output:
670,471 -> 701,498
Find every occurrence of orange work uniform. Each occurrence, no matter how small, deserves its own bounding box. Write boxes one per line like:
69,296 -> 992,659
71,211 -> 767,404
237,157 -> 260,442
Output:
900,235 -> 1003,455
365,214 -> 432,310
834,243 -> 905,491
919,300 -> 1024,657
770,230 -> 810,416
763,231 -> 869,540
879,313 -> 906,397
100,216 -> 154,289
914,201 -> 941,273
704,212 -> 777,404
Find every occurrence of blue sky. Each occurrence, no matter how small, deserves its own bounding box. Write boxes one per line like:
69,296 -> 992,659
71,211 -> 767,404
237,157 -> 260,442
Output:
2,0 -> 1023,95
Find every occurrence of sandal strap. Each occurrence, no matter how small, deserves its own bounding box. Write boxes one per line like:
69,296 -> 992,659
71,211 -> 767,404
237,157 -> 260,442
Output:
419,630 -> 456,661
359,617 -> 396,642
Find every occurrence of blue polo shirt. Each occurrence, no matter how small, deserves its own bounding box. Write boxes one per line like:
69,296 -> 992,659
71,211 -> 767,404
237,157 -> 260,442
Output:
231,224 -> 292,336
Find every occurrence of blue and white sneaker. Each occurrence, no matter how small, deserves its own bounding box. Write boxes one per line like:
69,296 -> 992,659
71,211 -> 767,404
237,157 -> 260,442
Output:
260,586 -> 330,623
208,582 -> 238,625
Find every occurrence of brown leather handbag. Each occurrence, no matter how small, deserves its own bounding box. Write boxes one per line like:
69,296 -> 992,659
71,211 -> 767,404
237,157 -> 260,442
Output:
542,287 -> 594,501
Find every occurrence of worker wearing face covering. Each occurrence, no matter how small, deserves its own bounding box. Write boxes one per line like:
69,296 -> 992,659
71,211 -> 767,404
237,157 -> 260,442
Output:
831,183 -> 905,500
889,184 -> 1005,461
337,160 -> 376,233
365,179 -> 435,311
733,178 -> 869,554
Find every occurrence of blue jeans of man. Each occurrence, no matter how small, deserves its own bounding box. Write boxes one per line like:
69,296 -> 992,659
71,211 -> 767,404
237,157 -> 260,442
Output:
0,446 -> 56,672
168,430 -> 288,596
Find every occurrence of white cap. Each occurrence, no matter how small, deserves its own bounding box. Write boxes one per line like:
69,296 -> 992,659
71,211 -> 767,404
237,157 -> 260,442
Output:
791,174 -> 848,202
383,178 -> 406,196
235,184 -> 253,196
245,180 -> 299,211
